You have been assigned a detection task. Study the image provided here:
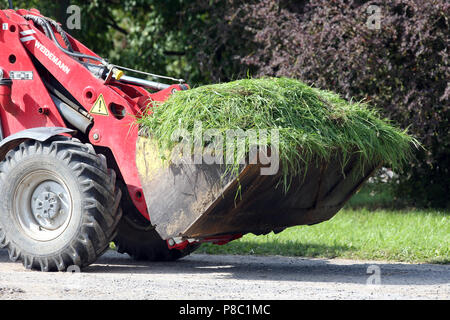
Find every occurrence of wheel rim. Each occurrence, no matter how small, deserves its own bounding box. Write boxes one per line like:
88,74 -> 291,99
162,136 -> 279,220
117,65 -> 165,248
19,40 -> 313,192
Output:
13,170 -> 73,242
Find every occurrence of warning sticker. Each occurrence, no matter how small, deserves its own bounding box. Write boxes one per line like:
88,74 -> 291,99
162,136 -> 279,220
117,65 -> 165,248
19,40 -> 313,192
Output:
90,94 -> 109,116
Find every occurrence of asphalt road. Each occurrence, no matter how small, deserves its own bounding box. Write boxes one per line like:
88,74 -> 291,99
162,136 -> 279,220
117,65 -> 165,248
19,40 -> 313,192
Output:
0,249 -> 448,300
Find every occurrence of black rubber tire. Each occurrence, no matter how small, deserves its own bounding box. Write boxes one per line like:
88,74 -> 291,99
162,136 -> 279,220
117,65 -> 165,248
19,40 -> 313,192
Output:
0,137 -> 122,271
113,184 -> 199,261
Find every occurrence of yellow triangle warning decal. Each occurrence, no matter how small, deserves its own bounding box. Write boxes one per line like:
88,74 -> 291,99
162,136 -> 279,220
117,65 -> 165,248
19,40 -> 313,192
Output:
90,94 -> 109,116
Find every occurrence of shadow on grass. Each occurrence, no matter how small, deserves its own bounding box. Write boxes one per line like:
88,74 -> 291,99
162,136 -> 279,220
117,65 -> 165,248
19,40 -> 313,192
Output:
196,241 -> 355,259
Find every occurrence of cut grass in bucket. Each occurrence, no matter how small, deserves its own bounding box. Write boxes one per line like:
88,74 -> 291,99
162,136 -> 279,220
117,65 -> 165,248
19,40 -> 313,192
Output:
138,77 -> 417,188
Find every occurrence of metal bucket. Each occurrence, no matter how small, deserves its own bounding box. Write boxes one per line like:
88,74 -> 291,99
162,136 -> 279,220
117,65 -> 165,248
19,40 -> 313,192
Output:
136,137 -> 378,240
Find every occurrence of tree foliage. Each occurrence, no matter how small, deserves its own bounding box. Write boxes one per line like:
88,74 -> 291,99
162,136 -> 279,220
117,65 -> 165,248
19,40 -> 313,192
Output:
228,0 -> 449,208
3,0 -> 449,207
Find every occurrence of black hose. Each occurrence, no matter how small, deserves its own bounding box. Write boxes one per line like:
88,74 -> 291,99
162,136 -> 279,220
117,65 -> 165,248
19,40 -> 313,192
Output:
22,15 -> 73,53
42,18 -> 103,63
32,15 -> 51,38
24,15 -> 103,64
44,17 -> 74,52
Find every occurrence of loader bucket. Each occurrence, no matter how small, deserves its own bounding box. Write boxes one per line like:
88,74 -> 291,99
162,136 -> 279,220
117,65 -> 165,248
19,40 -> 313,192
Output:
136,137 -> 379,240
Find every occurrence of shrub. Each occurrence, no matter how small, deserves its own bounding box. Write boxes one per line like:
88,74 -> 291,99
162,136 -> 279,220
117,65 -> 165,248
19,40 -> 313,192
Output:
219,0 -> 449,208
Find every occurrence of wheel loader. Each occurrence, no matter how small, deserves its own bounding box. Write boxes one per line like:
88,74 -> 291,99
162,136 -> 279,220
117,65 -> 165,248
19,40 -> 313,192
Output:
0,7 -> 378,271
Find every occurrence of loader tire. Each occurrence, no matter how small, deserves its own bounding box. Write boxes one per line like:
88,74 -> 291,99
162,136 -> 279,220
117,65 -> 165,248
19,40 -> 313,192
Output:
0,137 -> 122,271
114,191 -> 199,261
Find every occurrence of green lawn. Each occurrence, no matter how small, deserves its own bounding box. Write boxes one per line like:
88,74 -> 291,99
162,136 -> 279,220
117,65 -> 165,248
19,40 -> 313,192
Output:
197,208 -> 449,264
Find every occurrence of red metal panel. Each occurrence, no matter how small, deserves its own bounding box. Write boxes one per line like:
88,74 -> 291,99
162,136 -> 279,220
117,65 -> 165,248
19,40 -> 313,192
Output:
0,9 -> 186,222
0,10 -> 67,136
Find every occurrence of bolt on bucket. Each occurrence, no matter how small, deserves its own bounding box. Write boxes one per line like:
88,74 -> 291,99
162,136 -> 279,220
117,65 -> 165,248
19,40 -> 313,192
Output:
136,136 -> 379,241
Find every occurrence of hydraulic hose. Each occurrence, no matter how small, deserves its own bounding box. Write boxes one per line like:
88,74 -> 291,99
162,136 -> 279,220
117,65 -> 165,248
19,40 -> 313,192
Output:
44,17 -> 74,52
23,14 -> 182,89
24,15 -> 104,64
43,19 -> 104,63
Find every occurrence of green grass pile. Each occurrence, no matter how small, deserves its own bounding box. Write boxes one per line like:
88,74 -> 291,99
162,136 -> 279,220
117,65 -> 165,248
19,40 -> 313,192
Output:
138,77 -> 417,185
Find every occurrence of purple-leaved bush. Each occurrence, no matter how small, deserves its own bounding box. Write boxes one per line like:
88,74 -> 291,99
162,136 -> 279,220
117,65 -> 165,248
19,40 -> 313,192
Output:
184,0 -> 449,207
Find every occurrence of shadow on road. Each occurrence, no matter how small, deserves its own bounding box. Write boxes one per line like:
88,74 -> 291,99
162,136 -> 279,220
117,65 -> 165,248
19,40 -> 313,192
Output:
198,241 -> 355,259
1,248 -> 447,286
